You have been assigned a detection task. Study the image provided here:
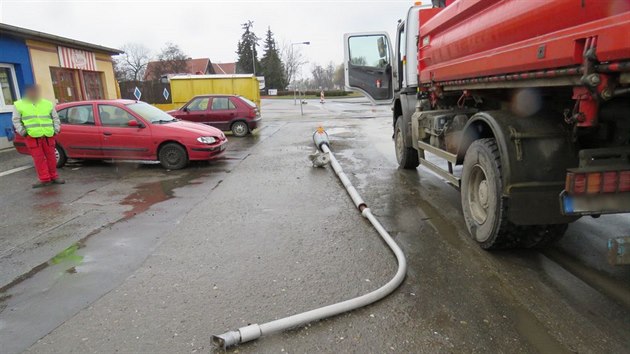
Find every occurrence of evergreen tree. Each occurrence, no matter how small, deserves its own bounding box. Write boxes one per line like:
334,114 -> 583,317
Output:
259,27 -> 287,90
235,21 -> 260,74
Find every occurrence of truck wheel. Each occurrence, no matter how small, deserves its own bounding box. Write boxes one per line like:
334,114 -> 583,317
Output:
394,117 -> 419,169
520,224 -> 569,248
159,143 -> 188,170
231,121 -> 249,137
461,138 -> 516,249
55,145 -> 67,168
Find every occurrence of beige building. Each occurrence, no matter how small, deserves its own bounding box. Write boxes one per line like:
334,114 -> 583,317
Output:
1,23 -> 122,104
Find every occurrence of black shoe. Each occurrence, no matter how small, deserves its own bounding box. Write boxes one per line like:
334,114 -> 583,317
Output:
32,181 -> 53,188
52,178 -> 66,184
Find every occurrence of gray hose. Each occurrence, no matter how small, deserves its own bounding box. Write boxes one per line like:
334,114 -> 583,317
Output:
211,129 -> 407,349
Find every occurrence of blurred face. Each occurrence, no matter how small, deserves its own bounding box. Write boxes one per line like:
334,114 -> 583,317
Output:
25,86 -> 41,101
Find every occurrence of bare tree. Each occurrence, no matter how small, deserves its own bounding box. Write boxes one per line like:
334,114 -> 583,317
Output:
152,42 -> 189,79
281,40 -> 308,89
114,43 -> 151,82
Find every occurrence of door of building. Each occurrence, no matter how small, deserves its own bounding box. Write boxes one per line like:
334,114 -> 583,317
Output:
83,71 -> 104,100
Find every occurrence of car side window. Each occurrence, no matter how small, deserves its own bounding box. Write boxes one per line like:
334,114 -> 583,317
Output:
211,97 -> 233,110
187,97 -> 209,112
58,105 -> 95,125
98,105 -> 138,127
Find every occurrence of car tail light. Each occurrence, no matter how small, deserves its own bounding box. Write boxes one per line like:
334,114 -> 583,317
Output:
566,170 -> 630,194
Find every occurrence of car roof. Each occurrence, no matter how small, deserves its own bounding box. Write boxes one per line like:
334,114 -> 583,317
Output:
191,94 -> 238,98
56,99 -> 140,109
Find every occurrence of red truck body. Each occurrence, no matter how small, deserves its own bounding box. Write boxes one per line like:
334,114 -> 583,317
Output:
343,0 -> 630,252
419,0 -> 630,84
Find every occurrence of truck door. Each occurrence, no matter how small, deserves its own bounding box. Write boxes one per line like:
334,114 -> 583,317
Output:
343,32 -> 394,104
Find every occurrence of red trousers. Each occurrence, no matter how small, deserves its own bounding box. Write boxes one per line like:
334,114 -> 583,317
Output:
25,136 -> 59,182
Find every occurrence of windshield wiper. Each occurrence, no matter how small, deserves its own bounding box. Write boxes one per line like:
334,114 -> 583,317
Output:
153,119 -> 176,124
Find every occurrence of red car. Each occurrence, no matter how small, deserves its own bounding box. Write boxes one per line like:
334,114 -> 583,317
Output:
167,95 -> 261,137
13,100 -> 227,170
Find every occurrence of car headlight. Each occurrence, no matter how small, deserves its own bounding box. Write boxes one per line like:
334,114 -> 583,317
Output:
197,136 -> 217,144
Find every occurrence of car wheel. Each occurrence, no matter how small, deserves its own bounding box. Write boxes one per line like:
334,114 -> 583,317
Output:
231,121 -> 249,137
158,143 -> 188,170
55,145 -> 67,168
394,117 -> 419,169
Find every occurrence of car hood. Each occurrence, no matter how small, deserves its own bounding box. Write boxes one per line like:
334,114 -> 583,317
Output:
155,120 -> 223,137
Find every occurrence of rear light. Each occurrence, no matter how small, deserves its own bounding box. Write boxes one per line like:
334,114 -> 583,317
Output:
586,172 -> 601,194
566,170 -> 630,194
602,171 -> 618,193
621,171 -> 630,192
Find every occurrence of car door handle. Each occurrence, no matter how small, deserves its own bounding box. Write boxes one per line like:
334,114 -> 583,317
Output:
103,132 -> 112,136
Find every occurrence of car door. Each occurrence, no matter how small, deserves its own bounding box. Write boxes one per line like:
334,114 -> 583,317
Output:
97,104 -> 152,159
208,96 -> 237,131
180,96 -> 211,124
57,104 -> 103,158
343,32 -> 394,104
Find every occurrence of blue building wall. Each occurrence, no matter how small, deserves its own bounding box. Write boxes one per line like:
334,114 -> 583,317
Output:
0,34 -> 34,145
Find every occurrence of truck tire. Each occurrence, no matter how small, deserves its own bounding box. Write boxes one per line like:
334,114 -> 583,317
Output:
394,117 -> 419,169
461,138 -> 517,249
159,143 -> 188,170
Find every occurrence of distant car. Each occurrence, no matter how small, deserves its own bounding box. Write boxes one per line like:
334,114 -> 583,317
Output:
13,100 -> 227,170
167,95 -> 261,137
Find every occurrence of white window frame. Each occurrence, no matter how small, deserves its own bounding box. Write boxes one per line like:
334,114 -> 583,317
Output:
0,63 -> 21,113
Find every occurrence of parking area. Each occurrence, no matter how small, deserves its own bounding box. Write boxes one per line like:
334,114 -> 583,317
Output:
1,98 -> 629,353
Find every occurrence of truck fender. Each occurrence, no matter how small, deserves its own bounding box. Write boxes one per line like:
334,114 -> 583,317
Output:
457,111 -> 580,225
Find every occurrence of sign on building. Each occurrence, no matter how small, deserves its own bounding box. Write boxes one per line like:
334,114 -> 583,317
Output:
57,46 -> 97,71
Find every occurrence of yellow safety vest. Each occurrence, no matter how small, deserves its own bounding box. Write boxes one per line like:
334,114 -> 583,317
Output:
14,99 -> 55,138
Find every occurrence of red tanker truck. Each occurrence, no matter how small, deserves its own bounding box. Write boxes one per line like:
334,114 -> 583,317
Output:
344,0 -> 630,249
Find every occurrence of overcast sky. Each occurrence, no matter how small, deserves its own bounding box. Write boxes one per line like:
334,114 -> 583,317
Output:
1,0 -> 413,77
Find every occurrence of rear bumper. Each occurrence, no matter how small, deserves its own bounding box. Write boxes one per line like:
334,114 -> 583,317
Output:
13,141 -> 29,155
560,191 -> 630,216
247,117 -> 262,130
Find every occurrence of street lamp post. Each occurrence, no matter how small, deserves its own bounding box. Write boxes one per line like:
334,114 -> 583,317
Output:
251,45 -> 256,75
291,41 -> 310,106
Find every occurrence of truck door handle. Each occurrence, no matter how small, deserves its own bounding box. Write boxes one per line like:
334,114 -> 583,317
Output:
103,132 -> 112,136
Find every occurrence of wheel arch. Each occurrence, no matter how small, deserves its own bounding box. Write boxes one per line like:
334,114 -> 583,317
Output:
457,110 -> 579,225
157,139 -> 188,157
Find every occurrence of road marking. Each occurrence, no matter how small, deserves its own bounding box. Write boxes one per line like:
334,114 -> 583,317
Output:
0,165 -> 33,177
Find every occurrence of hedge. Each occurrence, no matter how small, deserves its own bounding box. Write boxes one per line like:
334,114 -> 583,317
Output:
274,90 -> 350,97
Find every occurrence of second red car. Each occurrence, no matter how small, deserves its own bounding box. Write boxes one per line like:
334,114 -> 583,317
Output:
167,95 -> 261,137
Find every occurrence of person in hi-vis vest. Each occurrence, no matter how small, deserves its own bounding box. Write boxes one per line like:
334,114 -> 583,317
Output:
12,85 -> 65,188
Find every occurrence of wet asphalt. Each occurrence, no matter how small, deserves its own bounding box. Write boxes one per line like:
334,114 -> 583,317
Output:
0,98 -> 629,353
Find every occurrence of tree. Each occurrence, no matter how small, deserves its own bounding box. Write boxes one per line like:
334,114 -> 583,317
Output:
311,62 -> 335,90
152,42 -> 189,79
114,43 -> 151,82
333,63 -> 345,89
259,27 -> 286,89
281,41 -> 308,89
236,21 -> 260,74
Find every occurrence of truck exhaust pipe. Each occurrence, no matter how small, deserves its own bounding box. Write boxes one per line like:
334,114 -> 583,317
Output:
210,127 -> 408,349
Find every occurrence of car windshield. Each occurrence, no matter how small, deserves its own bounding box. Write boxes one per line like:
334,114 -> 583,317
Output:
239,96 -> 257,108
126,102 -> 178,124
